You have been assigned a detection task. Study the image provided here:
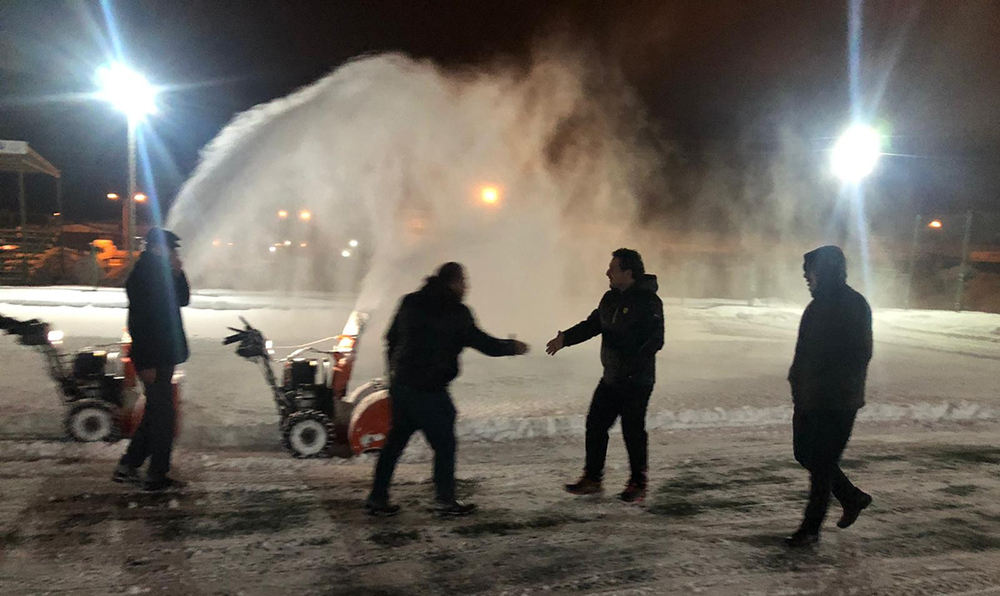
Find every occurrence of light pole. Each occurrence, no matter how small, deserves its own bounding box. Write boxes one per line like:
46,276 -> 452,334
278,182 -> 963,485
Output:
96,63 -> 157,267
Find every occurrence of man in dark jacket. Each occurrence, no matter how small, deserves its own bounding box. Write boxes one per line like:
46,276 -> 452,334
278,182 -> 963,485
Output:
367,262 -> 529,517
546,248 -> 664,503
112,227 -> 190,491
785,245 -> 873,547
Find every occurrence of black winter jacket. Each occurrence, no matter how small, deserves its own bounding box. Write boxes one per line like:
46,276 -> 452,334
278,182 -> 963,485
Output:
788,280 -> 872,411
385,278 -> 518,391
126,251 -> 191,370
562,274 -> 664,386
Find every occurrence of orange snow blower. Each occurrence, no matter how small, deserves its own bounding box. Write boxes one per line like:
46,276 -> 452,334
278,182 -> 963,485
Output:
1,313 -> 182,443
223,311 -> 390,458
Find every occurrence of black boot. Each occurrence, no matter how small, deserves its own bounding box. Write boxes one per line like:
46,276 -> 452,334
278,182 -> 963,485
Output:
784,530 -> 820,547
565,476 -> 603,495
837,492 -> 872,529
365,497 -> 401,517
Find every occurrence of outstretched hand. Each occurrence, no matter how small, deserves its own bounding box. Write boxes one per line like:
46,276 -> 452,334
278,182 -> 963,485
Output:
545,331 -> 565,355
511,340 -> 530,355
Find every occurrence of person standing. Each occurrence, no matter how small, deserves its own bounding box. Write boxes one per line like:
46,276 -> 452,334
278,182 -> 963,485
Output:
367,262 -> 529,516
546,248 -> 664,503
786,245 -> 873,547
112,227 -> 190,491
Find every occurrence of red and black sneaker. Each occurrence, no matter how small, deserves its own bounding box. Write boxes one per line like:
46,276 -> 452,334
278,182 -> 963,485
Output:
619,481 -> 647,504
565,476 -> 603,495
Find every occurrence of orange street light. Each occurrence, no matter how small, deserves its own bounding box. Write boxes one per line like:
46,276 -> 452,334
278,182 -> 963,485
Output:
134,193 -> 147,203
107,193 -> 119,200
480,185 -> 500,205
928,220 -> 943,229
278,209 -> 289,219
299,210 -> 312,221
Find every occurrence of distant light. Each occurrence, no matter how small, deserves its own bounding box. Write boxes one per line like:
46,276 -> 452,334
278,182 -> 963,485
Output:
299,210 -> 312,221
341,249 -> 351,258
300,242 -> 308,248
227,242 -> 234,247
277,210 -> 289,219
212,239 -> 221,247
831,124 -> 882,182
96,62 -> 157,120
134,193 -> 147,203
47,330 -> 64,344
284,240 -> 291,246
348,239 -> 358,248
480,185 -> 500,205
0,244 -> 18,251
928,220 -> 943,229
107,193 -> 119,200
52,212 -> 61,217
268,246 -> 277,253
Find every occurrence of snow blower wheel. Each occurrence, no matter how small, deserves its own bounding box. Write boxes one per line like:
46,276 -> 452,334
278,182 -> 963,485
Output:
281,410 -> 335,458
65,399 -> 121,443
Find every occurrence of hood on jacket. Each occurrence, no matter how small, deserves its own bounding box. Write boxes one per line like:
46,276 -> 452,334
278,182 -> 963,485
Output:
804,245 -> 847,296
625,273 -> 659,295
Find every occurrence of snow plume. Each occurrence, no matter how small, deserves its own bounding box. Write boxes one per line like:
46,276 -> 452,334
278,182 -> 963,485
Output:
168,49 -> 663,358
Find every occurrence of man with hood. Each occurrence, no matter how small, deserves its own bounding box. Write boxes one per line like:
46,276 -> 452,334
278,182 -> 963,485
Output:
367,262 -> 529,517
785,245 -> 873,547
112,227 -> 190,491
546,248 -> 664,503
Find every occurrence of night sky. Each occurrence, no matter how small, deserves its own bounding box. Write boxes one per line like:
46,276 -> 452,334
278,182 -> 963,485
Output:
2,0 -> 999,222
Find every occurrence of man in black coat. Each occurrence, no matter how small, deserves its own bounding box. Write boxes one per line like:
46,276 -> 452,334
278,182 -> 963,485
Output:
785,245 -> 873,547
546,248 -> 664,503
367,262 -> 529,517
112,227 -> 190,491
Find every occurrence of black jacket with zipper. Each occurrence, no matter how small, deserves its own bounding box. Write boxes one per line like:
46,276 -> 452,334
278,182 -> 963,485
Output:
562,274 -> 664,386
126,251 -> 190,370
385,277 -> 518,392
788,246 -> 873,410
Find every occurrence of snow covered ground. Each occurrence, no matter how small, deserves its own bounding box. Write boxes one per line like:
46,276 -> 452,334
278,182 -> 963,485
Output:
2,287 -> 998,449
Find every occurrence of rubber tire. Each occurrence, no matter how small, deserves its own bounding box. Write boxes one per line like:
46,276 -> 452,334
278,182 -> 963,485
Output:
64,399 -> 122,443
281,410 -> 335,459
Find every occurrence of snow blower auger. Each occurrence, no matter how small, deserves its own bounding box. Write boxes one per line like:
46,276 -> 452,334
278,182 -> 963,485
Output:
1,313 -> 182,443
223,311 -> 391,459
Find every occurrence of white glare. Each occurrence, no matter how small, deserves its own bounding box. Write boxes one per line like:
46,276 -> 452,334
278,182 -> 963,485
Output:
96,63 -> 157,119
47,330 -> 64,344
831,124 -> 882,182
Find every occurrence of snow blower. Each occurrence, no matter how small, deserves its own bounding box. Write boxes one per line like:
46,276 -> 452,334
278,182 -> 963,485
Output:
223,311 -> 390,458
1,313 -> 182,443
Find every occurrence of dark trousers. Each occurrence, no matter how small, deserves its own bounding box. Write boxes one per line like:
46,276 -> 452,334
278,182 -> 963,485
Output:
120,366 -> 176,479
793,408 -> 865,533
584,380 -> 653,484
370,384 -> 458,503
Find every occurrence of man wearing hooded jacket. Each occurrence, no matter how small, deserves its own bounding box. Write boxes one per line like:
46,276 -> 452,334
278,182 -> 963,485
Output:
546,248 -> 664,503
367,262 -> 529,517
785,245 -> 873,547
112,227 -> 190,492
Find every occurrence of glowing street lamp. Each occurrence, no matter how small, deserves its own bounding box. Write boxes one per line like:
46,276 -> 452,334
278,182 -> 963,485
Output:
341,249 -> 351,258
107,193 -> 119,200
299,210 -> 312,221
96,63 -> 157,120
277,210 -> 289,219
349,239 -> 359,248
480,185 -> 500,205
831,124 -> 882,182
928,220 -> 943,229
96,62 -> 158,265
134,193 -> 147,203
